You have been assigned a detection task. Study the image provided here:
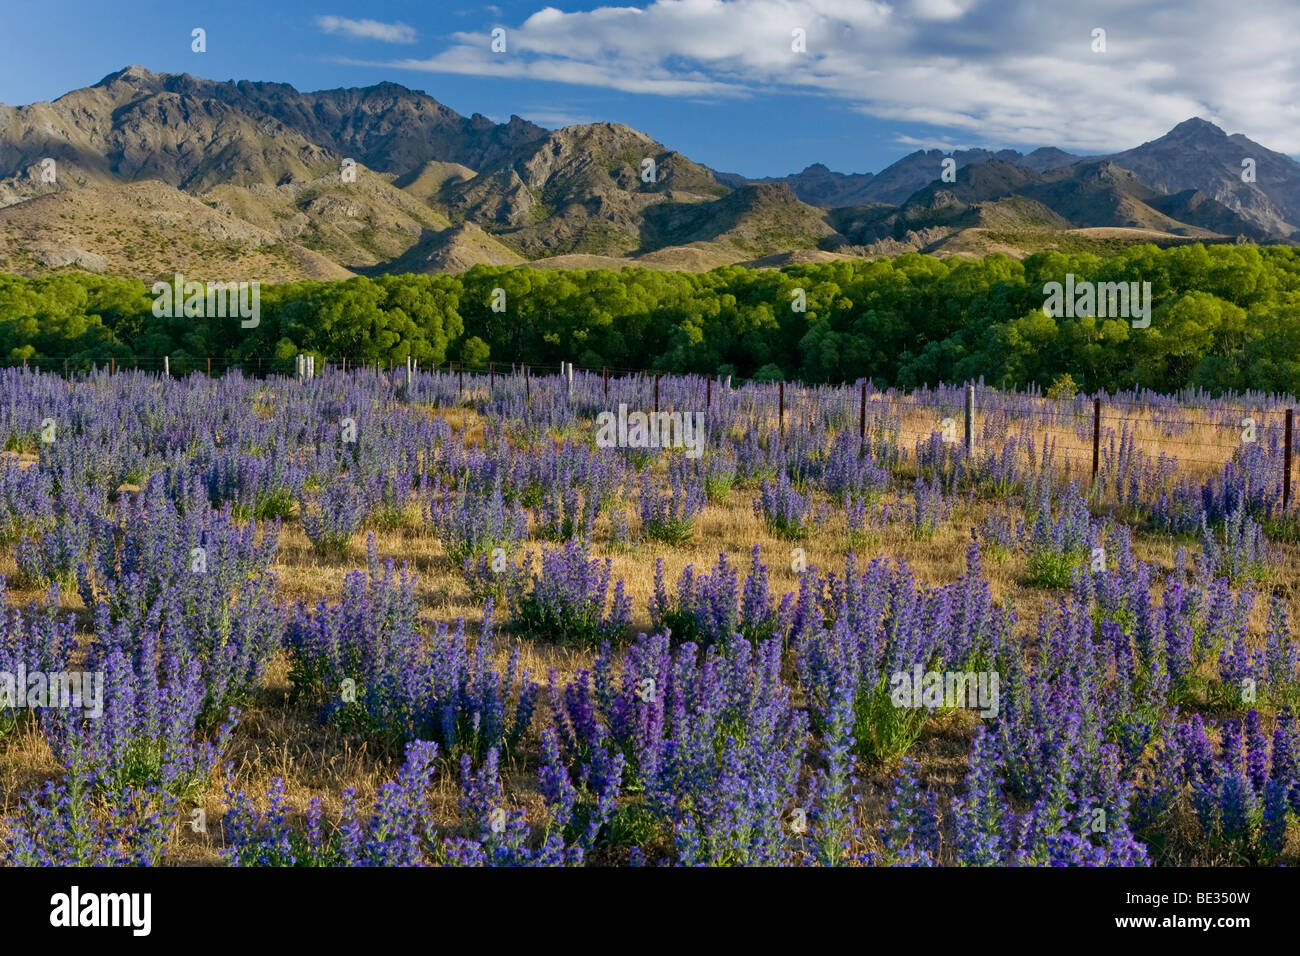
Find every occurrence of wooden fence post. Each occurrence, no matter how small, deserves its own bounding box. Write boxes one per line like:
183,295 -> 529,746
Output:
859,382 -> 867,445
1284,408 -> 1294,511
1092,396 -> 1102,482
964,384 -> 975,457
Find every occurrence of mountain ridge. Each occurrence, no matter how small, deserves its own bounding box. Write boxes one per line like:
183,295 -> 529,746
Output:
1,66 -> 1296,279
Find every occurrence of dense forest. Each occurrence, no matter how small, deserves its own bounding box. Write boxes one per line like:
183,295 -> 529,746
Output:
2,242 -> 1299,395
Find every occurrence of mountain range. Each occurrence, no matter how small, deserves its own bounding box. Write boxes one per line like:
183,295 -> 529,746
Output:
1,66 -> 1297,281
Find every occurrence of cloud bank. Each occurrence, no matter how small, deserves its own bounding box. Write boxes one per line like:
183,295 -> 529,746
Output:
372,0 -> 1300,153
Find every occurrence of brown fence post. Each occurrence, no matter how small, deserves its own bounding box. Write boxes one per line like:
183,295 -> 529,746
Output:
490,361 -> 496,393
706,376 -> 712,408
654,373 -> 661,415
1285,408 -> 1294,511
780,379 -> 786,431
458,362 -> 464,397
1092,396 -> 1102,482
207,357 -> 212,377
603,366 -> 609,399
524,364 -> 530,400
859,382 -> 867,443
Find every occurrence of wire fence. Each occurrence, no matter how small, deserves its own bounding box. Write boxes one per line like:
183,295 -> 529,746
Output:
3,354 -> 1295,510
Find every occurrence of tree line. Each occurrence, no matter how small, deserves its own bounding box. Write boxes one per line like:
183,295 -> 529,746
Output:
2,242 -> 1299,395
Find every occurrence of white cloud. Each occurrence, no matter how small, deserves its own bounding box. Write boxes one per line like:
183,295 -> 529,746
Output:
892,133 -> 976,151
316,16 -> 417,44
519,109 -> 599,128
367,0 -> 1300,154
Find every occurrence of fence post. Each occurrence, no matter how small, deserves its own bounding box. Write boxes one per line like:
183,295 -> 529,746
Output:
1285,408 -> 1294,511
458,362 -> 464,397
164,355 -> 170,377
524,364 -> 530,400
207,356 -> 212,377
490,361 -> 496,393
654,373 -> 661,415
779,380 -> 785,436
603,366 -> 609,399
706,376 -> 712,409
964,384 -> 975,457
859,382 -> 867,447
565,361 -> 573,399
1092,396 -> 1102,482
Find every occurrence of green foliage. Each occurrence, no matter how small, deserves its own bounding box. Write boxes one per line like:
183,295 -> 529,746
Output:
641,516 -> 696,545
852,674 -> 930,768
5,242 -> 1300,395
1046,372 -> 1079,400
1026,548 -> 1088,589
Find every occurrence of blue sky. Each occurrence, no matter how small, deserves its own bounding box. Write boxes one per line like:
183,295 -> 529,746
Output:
4,0 -> 1298,178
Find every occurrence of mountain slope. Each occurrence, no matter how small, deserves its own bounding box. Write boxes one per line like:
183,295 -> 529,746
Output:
0,180 -> 352,280
369,222 -> 525,274
717,163 -> 878,208
203,167 -> 451,269
0,67 -> 1296,280
442,122 -> 731,257
1103,118 -> 1300,236
637,182 -> 837,258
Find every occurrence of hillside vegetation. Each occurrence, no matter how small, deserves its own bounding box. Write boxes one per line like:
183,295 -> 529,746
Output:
3,242 -> 1299,396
